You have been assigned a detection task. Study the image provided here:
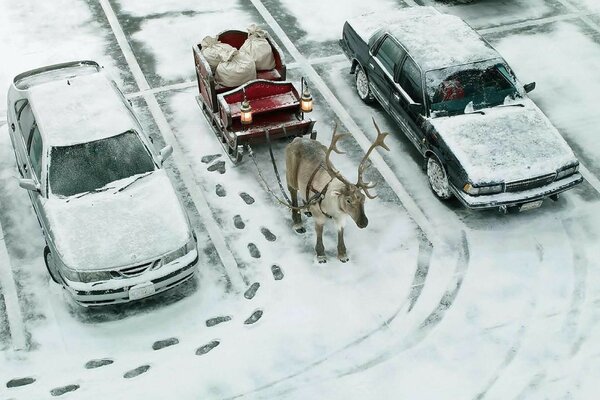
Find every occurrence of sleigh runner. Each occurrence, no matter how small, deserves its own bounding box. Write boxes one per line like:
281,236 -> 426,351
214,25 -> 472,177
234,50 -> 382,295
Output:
193,28 -> 316,163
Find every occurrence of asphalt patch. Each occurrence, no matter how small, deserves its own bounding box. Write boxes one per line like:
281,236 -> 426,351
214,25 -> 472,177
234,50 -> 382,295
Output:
123,365 -> 150,379
206,316 -> 232,327
240,192 -> 255,204
208,161 -> 226,174
248,243 -> 261,258
6,377 -> 35,388
50,385 -> 79,397
84,359 -> 114,369
244,282 -> 260,299
215,184 -> 226,197
260,227 -> 277,242
244,310 -> 263,325
233,215 -> 245,229
196,340 -> 220,355
201,154 -> 221,164
271,264 -> 284,280
152,337 -> 179,350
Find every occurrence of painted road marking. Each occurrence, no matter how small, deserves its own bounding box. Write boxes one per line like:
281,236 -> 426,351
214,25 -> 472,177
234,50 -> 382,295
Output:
99,0 -> 245,292
0,227 -> 27,350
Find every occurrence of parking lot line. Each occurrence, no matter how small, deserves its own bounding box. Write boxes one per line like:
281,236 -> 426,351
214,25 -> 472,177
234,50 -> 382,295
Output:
99,0 -> 246,292
249,0 -> 440,246
0,227 -> 27,350
479,13 -> 584,35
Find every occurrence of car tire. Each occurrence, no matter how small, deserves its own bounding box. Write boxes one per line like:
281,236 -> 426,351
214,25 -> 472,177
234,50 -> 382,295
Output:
44,246 -> 61,284
427,156 -> 453,200
355,65 -> 374,103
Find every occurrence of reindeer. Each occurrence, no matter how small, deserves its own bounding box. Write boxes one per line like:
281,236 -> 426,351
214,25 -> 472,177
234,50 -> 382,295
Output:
285,119 -> 390,263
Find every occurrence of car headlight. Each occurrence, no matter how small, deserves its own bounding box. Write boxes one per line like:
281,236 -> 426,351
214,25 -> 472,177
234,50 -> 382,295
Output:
162,234 -> 197,265
78,270 -> 113,283
60,266 -> 80,282
463,182 -> 504,196
556,164 -> 579,180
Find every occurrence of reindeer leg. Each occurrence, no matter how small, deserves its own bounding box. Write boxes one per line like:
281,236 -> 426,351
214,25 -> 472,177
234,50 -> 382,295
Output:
315,220 -> 326,263
289,186 -> 305,234
337,227 -> 349,263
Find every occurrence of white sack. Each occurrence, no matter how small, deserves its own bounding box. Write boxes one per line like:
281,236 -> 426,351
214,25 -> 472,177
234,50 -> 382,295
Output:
201,36 -> 236,72
240,24 -> 276,70
215,49 -> 257,88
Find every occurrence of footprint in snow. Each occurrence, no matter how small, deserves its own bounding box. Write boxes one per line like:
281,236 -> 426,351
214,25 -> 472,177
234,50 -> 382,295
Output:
50,385 -> 79,397
240,192 -> 255,204
248,243 -> 261,258
260,227 -> 276,242
201,154 -> 221,164
6,377 -> 36,388
271,265 -> 284,281
152,337 -> 179,351
84,359 -> 113,369
233,215 -> 245,229
196,340 -> 220,355
123,365 -> 150,379
244,282 -> 260,299
215,184 -> 226,197
206,316 -> 232,327
244,309 -> 263,325
208,161 -> 226,174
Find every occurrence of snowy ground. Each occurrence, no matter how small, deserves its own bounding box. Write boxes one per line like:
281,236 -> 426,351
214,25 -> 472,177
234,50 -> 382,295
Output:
2,0 -> 600,399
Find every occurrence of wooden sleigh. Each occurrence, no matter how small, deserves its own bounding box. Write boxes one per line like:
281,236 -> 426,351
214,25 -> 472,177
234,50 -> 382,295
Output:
193,29 -> 316,163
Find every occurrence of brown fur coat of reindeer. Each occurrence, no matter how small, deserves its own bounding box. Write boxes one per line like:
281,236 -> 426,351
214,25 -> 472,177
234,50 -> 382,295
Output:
285,119 -> 389,263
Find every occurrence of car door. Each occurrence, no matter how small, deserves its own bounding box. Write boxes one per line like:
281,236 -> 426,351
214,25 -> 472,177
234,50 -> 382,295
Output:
13,100 -> 35,176
369,35 -> 406,109
389,55 -> 427,154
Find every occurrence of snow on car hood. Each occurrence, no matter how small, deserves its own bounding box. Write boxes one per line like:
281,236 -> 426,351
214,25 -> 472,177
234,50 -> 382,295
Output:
45,169 -> 191,271
430,99 -> 578,184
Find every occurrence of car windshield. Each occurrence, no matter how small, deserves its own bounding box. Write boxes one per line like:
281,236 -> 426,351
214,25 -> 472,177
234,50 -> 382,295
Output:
426,60 -> 520,117
49,130 -> 155,197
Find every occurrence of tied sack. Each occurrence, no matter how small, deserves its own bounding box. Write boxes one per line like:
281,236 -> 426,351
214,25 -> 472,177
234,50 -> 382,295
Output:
215,49 -> 257,88
240,24 -> 276,70
201,36 -> 236,72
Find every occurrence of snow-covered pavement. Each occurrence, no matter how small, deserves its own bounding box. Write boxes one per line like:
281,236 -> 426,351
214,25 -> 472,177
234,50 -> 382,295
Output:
2,0 -> 600,399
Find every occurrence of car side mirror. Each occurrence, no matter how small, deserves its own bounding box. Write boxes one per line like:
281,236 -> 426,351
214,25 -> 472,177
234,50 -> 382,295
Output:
524,82 -> 536,93
408,102 -> 423,114
159,145 -> 173,164
19,179 -> 40,193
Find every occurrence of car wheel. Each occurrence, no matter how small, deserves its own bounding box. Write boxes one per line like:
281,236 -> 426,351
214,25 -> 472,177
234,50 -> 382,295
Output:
355,65 -> 374,103
44,246 -> 61,284
427,156 -> 453,200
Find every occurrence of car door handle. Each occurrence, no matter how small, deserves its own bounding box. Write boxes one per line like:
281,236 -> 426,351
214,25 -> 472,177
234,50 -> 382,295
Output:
393,93 -> 401,102
369,63 -> 375,69
10,123 -> 15,132
23,164 -> 28,173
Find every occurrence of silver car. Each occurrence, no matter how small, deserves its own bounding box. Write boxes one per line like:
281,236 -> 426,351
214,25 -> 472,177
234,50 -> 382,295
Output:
6,61 -> 199,306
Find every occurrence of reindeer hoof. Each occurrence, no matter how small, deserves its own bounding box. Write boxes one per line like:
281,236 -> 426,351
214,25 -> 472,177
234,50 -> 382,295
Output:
338,255 -> 349,263
317,256 -> 327,264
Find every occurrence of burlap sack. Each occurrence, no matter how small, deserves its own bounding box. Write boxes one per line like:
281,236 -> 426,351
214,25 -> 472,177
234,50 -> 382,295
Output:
240,24 -> 276,71
215,49 -> 257,88
201,36 -> 236,72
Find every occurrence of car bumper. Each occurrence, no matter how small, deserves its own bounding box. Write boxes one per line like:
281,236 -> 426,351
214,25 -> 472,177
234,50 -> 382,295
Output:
451,173 -> 583,210
63,249 -> 199,307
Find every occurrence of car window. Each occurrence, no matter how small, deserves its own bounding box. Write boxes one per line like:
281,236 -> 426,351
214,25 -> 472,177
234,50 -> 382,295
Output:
399,57 -> 423,104
376,36 -> 406,76
28,124 -> 44,179
17,101 -> 35,146
49,130 -> 156,197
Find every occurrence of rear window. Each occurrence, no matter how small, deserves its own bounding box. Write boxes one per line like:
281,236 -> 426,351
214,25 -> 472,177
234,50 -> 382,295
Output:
49,131 -> 155,197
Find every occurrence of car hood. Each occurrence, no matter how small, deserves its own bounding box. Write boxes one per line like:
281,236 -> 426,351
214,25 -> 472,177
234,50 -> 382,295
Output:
45,169 -> 191,271
430,99 -> 578,184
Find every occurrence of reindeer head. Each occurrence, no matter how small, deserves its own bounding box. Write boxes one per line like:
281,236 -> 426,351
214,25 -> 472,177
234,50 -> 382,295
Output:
324,118 -> 390,229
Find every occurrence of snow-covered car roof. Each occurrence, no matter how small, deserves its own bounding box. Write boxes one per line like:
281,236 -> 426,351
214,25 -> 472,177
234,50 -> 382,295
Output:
347,6 -> 500,71
27,72 -> 137,147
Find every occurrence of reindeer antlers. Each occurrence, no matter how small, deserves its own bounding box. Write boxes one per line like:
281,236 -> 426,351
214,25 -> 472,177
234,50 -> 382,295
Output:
325,123 -> 352,186
356,118 -> 390,199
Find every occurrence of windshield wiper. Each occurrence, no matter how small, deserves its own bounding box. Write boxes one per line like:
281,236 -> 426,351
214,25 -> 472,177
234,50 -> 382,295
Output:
116,171 -> 153,193
68,185 -> 114,201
